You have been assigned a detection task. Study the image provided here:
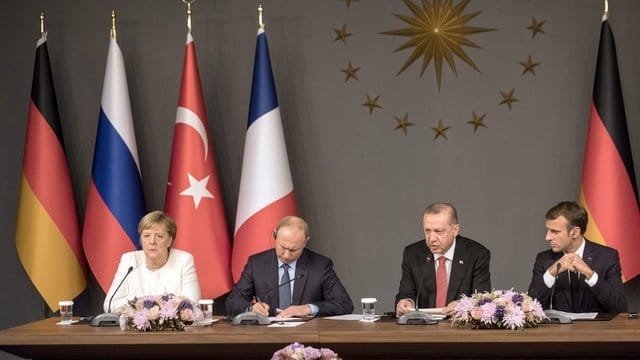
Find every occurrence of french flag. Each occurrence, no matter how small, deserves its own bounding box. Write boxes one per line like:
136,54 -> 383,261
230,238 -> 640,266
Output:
232,27 -> 297,282
83,35 -> 145,293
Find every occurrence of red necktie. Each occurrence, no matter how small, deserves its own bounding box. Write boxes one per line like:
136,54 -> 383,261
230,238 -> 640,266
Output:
436,256 -> 448,308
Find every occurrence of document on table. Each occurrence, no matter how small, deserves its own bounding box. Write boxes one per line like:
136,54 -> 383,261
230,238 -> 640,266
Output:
268,321 -> 306,327
324,314 -> 365,321
548,310 -> 598,320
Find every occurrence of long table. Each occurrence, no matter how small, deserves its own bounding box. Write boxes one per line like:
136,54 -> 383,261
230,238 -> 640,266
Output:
1,315 -> 639,359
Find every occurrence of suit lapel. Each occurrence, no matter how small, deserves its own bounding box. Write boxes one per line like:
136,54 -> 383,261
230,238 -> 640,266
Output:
292,250 -> 309,305
448,245 -> 465,303
422,244 -> 437,308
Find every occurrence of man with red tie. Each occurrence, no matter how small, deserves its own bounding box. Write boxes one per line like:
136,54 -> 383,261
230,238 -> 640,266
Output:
395,203 -> 491,317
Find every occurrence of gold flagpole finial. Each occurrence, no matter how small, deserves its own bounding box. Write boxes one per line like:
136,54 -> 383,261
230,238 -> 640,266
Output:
111,10 -> 117,40
602,0 -> 609,21
40,11 -> 45,37
258,4 -> 264,30
183,0 -> 195,34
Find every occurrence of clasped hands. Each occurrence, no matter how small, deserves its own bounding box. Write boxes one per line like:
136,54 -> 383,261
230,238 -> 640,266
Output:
549,253 -> 594,280
396,298 -> 457,317
250,298 -> 311,318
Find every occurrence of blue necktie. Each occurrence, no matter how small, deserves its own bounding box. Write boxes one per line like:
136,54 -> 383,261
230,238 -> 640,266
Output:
279,264 -> 291,309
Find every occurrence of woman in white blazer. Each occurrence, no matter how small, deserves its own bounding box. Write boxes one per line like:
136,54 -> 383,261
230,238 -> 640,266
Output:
103,211 -> 201,312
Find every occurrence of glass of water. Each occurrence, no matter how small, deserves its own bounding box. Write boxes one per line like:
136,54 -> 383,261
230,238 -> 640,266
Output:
58,300 -> 74,324
361,297 -> 377,320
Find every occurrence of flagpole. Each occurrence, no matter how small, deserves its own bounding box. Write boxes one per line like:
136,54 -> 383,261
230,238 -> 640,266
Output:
602,0 -> 608,22
183,0 -> 194,34
258,4 -> 264,30
39,11 -> 45,37
111,10 -> 117,40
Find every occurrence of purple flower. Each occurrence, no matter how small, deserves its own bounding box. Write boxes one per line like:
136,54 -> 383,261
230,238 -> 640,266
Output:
503,305 -> 526,330
480,302 -> 497,324
511,293 -> 524,304
303,346 -> 322,359
320,348 -> 338,358
133,309 -> 150,330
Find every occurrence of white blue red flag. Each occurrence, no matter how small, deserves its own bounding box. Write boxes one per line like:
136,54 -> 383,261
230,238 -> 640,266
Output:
164,33 -> 233,298
83,36 -> 145,292
232,28 -> 298,282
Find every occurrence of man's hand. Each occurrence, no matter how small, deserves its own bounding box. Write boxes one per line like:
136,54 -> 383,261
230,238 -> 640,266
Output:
276,304 -> 311,318
251,301 -> 270,316
396,299 -> 415,317
443,300 -> 458,317
564,253 -> 595,279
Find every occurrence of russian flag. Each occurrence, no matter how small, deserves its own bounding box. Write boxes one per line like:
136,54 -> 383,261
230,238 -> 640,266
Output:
579,17 -> 640,281
232,27 -> 297,282
82,35 -> 145,293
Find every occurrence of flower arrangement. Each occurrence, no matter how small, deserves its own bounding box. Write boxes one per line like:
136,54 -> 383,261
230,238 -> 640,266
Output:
271,342 -> 341,360
451,289 -> 547,330
119,294 -> 204,331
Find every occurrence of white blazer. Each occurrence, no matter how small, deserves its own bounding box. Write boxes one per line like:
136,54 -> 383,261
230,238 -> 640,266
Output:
103,249 -> 201,313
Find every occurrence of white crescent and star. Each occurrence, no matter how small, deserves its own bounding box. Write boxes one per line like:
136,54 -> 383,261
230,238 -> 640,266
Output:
180,173 -> 214,209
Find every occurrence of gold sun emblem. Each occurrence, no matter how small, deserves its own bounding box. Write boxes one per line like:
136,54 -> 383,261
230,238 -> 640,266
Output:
381,0 -> 494,90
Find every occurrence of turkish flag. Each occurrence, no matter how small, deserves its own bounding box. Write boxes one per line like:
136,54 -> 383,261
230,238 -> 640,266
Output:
165,33 -> 232,299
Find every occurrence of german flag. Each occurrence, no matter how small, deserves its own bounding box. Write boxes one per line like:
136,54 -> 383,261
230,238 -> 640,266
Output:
15,33 -> 86,312
579,18 -> 640,282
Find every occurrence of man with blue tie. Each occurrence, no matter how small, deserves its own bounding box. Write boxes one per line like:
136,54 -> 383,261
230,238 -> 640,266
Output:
226,216 -> 353,318
395,203 -> 492,317
528,201 -> 626,313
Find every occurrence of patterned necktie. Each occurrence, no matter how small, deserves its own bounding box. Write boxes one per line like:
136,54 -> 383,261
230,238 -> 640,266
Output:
279,264 -> 291,309
436,256 -> 448,308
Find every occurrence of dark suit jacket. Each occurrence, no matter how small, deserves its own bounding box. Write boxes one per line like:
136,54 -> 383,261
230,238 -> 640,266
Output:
624,275 -> 640,313
527,239 -> 626,313
225,248 -> 353,317
395,236 -> 491,308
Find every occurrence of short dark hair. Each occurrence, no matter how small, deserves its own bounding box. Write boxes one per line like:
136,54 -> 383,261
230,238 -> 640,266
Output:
545,201 -> 588,234
424,203 -> 458,224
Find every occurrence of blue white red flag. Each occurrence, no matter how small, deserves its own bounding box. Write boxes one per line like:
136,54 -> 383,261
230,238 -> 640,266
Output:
232,28 -> 298,282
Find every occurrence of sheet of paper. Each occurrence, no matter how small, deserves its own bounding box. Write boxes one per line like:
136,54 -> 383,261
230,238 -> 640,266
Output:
268,321 -> 306,327
324,314 -> 366,321
551,310 -> 598,320
268,316 -> 300,322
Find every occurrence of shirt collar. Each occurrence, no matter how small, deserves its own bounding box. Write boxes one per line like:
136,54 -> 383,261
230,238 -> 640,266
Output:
572,237 -> 586,258
434,237 -> 457,262
278,259 -> 297,272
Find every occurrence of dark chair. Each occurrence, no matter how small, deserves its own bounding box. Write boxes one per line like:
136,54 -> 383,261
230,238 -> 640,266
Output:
623,275 -> 640,313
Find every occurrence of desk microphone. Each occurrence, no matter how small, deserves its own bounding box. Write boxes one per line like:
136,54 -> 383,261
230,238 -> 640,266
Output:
232,274 -> 304,325
90,266 -> 134,327
397,256 -> 437,325
544,262 -> 572,324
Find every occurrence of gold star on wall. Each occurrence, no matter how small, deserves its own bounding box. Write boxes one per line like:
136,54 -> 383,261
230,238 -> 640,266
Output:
466,111 -> 487,133
431,119 -> 452,140
394,113 -> 414,135
381,0 -> 494,90
339,0 -> 359,8
333,24 -> 352,45
340,60 -> 360,82
499,88 -> 519,110
362,94 -> 382,114
519,54 -> 540,76
526,17 -> 546,39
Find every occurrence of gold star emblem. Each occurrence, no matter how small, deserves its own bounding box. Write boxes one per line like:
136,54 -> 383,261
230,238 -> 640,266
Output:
519,54 -> 540,76
381,0 -> 494,90
362,94 -> 382,115
431,119 -> 452,140
526,17 -> 546,39
394,113 -> 414,135
333,24 -> 352,45
466,111 -> 487,133
499,88 -> 519,110
339,0 -> 359,8
340,60 -> 360,82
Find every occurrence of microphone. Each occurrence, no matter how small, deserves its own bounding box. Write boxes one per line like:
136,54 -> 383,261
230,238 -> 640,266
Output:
397,256 -> 437,325
544,262 -> 572,324
90,266 -> 134,327
231,274 -> 304,325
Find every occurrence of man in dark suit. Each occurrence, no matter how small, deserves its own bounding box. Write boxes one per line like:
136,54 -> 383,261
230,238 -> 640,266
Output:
226,216 -> 353,318
528,201 -> 626,313
395,203 -> 491,316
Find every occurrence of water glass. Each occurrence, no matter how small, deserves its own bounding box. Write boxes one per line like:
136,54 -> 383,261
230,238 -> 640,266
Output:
199,299 -> 214,321
58,300 -> 74,324
361,297 -> 377,320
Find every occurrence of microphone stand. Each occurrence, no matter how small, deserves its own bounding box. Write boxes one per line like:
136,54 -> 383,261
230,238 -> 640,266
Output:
232,274 -> 304,326
397,256 -> 437,325
90,266 -> 134,327
544,263 -> 572,324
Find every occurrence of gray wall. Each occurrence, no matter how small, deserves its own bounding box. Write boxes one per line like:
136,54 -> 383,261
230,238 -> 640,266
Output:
1,0 -> 638,329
